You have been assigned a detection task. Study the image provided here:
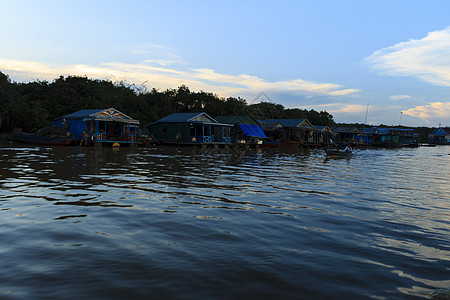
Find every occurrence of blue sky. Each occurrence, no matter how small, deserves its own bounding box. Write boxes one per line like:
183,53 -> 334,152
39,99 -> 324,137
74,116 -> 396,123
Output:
1,0 -> 450,127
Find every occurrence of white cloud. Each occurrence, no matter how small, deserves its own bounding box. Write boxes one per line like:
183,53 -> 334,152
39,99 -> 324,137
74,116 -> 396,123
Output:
366,27 -> 450,86
0,58 -> 359,100
128,43 -> 187,66
403,102 -> 450,125
389,95 -> 411,101
330,104 -> 368,114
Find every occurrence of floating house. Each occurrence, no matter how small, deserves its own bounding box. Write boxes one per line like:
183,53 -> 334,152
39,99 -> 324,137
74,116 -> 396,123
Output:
215,115 -> 267,145
330,126 -> 365,144
360,127 -> 378,145
262,119 -> 315,147
428,127 -> 450,145
313,125 -> 335,145
377,128 -> 418,147
147,112 -> 232,145
53,108 -> 140,145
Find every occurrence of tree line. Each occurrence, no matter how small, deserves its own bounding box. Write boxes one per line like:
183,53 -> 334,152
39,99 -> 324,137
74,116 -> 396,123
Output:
0,71 -> 336,133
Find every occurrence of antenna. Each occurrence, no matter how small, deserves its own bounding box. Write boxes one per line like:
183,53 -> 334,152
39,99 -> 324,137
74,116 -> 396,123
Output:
364,103 -> 369,124
399,112 -> 403,126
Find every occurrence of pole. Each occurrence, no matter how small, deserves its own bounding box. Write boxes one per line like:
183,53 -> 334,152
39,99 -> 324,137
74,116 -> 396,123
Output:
399,112 -> 403,126
364,103 -> 369,125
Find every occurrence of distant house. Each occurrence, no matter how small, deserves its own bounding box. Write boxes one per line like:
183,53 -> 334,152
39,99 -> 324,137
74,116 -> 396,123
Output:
313,125 -> 335,145
215,115 -> 267,145
53,108 -> 139,145
261,119 -> 315,147
259,121 -> 282,131
357,127 -> 418,147
147,112 -> 232,145
328,126 -> 364,144
377,128 -> 418,147
428,127 -> 450,144
360,127 -> 378,145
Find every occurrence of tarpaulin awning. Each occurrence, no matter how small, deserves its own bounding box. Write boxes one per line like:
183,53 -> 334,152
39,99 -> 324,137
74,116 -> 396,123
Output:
238,124 -> 268,138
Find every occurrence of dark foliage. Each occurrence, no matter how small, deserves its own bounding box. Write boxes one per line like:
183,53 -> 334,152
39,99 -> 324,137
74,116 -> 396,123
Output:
0,71 -> 337,132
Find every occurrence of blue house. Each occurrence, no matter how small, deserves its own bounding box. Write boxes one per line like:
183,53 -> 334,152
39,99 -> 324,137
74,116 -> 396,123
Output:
428,127 -> 450,144
53,108 -> 140,145
377,128 -> 418,147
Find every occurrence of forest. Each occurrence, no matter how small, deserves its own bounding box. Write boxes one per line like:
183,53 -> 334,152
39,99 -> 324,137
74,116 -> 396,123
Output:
0,71 -> 335,133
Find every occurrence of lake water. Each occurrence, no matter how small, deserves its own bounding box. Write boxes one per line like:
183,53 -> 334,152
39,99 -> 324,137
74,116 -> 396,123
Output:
0,144 -> 449,299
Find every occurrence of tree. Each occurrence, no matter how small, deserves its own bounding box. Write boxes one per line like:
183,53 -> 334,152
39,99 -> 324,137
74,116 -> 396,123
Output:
247,102 -> 285,120
0,71 -> 339,133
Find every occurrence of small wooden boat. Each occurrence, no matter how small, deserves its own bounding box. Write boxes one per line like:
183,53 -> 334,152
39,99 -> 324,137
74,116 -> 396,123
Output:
13,132 -> 74,146
325,148 -> 352,158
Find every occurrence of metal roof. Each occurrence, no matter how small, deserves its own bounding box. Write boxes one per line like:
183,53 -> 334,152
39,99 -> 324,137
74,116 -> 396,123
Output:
264,119 -> 308,127
60,109 -> 104,119
215,115 -> 260,125
330,126 -> 363,134
56,108 -> 139,124
157,112 -> 217,123
431,127 -> 450,135
377,128 -> 415,135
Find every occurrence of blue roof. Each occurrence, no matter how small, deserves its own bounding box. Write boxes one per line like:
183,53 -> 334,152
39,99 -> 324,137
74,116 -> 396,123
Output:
377,128 -> 414,135
56,108 -> 139,124
157,112 -> 216,123
238,124 -> 267,138
361,128 -> 379,134
59,109 -> 104,119
431,128 -> 450,135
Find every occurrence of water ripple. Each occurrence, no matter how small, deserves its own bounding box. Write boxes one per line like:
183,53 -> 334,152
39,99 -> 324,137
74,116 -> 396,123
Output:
0,145 -> 449,299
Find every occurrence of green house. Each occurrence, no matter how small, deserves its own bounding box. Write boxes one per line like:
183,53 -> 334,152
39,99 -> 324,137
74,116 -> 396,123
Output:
147,112 -> 232,145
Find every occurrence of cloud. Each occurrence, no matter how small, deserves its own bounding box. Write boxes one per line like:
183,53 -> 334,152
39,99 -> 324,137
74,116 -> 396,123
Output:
128,43 -> 187,66
0,58 -> 359,100
366,27 -> 450,86
402,102 -> 450,125
331,104 -> 368,114
389,95 -> 411,101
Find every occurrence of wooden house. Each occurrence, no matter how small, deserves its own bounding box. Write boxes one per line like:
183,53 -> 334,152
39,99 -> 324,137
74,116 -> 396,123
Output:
147,112 -> 232,145
262,119 -> 315,147
214,115 -> 267,145
313,125 -> 336,145
428,127 -> 450,144
330,126 -> 365,144
53,108 -> 139,146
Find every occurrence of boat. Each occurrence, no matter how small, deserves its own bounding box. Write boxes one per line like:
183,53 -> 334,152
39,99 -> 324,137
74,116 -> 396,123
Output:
13,126 -> 74,145
325,148 -> 352,158
13,132 -> 74,145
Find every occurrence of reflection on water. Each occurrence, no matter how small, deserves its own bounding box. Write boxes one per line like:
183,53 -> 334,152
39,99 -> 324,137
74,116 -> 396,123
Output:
0,144 -> 449,299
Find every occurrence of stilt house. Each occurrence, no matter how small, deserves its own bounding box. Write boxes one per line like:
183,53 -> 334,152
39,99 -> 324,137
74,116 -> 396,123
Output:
147,112 -> 232,145
53,108 -> 139,145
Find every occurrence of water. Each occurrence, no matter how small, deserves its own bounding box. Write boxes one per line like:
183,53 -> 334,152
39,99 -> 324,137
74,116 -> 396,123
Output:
0,144 -> 449,299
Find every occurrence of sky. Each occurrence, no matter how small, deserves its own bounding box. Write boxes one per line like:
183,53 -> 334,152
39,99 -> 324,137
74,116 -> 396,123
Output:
1,0 -> 450,127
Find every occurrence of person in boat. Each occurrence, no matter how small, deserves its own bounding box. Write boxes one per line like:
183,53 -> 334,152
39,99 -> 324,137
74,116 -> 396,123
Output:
343,143 -> 353,153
